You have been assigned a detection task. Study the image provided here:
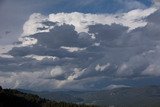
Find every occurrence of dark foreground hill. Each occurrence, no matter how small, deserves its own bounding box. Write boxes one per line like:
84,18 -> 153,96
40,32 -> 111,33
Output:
0,86 -> 95,107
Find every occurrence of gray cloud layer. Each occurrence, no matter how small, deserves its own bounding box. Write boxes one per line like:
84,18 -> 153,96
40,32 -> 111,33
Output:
0,5 -> 160,91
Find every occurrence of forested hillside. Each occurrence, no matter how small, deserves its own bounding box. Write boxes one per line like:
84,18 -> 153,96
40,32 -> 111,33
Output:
0,86 -> 96,107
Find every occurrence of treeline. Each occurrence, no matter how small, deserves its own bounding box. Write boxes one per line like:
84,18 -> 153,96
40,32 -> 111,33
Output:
0,86 -> 96,107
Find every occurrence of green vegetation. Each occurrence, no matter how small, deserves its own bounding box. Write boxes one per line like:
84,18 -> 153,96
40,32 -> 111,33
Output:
0,86 -> 96,107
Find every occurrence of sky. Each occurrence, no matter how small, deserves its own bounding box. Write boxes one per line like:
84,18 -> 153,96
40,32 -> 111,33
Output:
0,0 -> 160,91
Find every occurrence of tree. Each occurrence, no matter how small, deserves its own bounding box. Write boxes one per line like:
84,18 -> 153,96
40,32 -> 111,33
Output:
0,86 -> 2,91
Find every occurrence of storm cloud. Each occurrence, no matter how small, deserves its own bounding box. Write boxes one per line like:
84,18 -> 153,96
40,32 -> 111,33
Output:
0,3 -> 160,90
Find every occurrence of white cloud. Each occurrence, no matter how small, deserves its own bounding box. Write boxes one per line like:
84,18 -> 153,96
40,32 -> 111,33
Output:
0,71 -> 44,89
67,68 -> 86,80
25,54 -> 58,61
142,64 -> 160,76
0,70 -> 62,91
22,13 -> 51,36
0,54 -> 13,58
60,46 -> 86,52
141,46 -> 160,76
106,84 -> 130,90
18,37 -> 38,47
49,8 -> 156,33
50,66 -> 65,77
117,63 -> 133,76
19,7 -> 157,47
122,8 -> 157,29
93,42 -> 100,46
22,7 -> 157,37
0,68 -> 86,90
95,63 -> 110,72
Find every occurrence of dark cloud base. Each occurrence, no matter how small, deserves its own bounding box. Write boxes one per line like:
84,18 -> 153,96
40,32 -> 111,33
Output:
0,8 -> 160,90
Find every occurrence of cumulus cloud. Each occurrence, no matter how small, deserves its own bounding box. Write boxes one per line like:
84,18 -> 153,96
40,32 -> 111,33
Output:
106,84 -> 130,90
22,8 -> 156,37
0,71 -> 62,91
95,63 -> 110,72
60,46 -> 86,52
50,66 -> 65,78
25,54 -> 58,61
1,6 -> 160,90
22,13 -> 54,36
142,64 -> 160,76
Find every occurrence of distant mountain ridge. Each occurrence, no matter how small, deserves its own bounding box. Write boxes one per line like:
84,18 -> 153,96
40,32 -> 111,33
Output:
19,85 -> 160,107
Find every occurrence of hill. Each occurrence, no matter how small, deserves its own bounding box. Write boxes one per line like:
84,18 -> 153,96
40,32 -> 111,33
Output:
23,86 -> 160,107
0,86 -> 95,107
